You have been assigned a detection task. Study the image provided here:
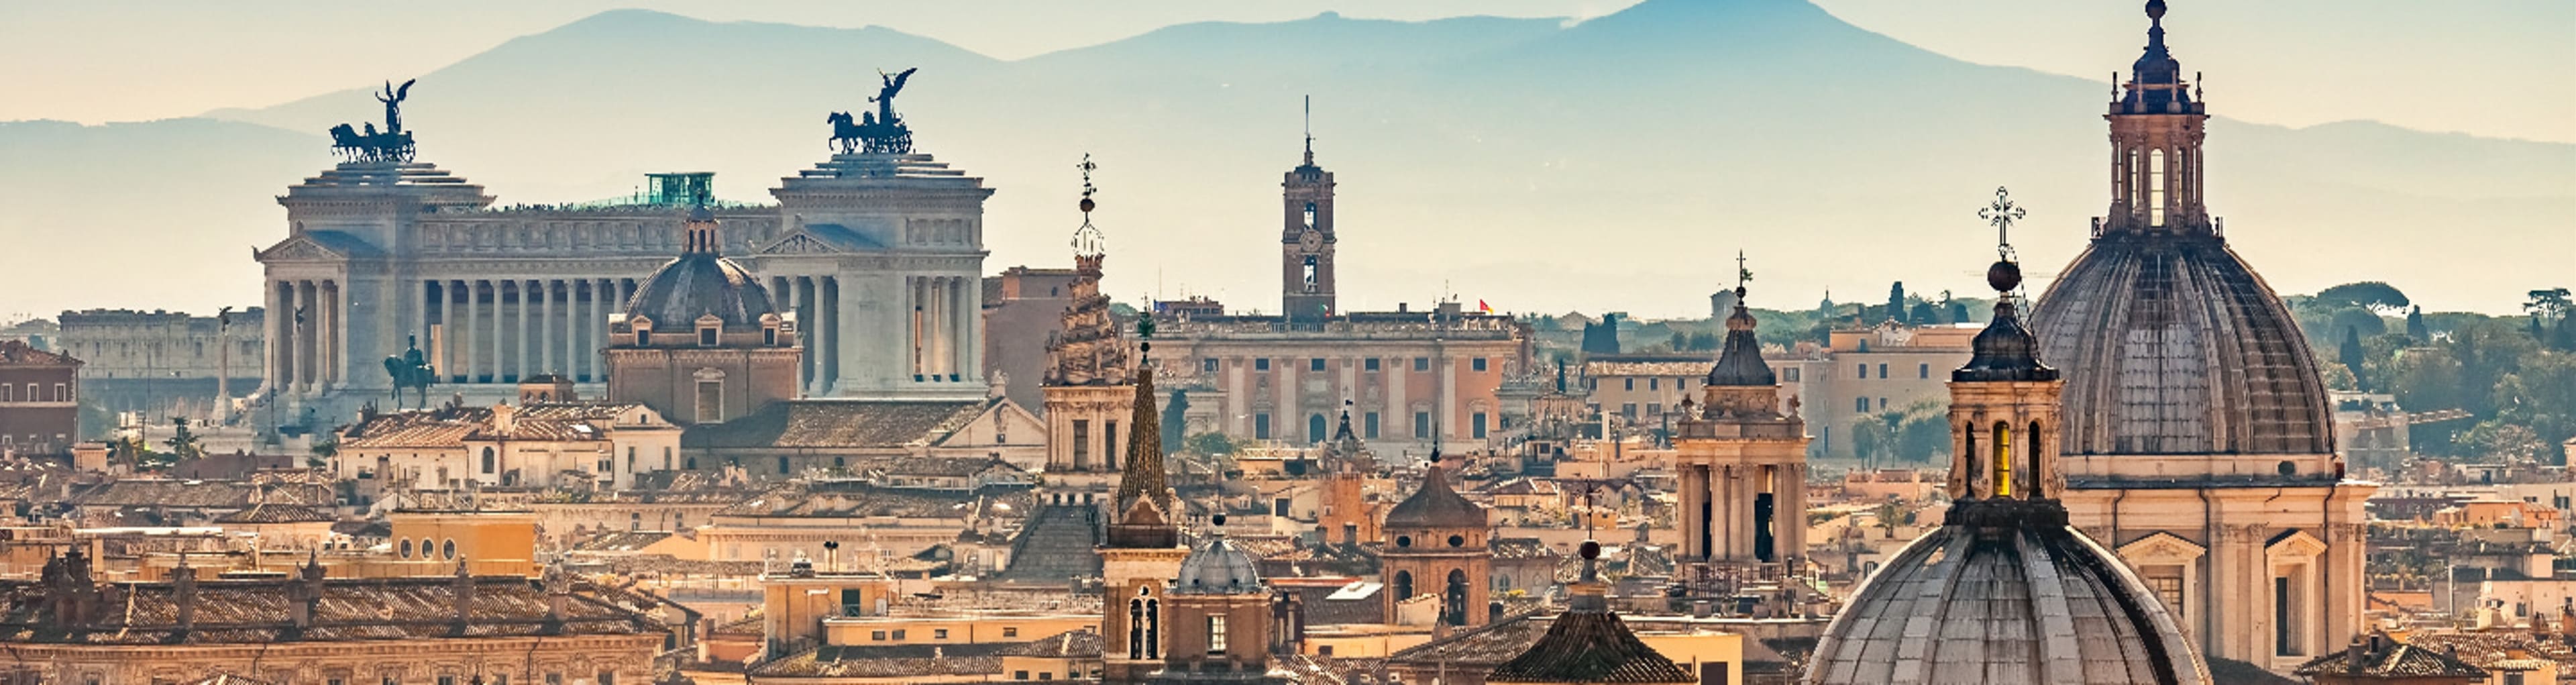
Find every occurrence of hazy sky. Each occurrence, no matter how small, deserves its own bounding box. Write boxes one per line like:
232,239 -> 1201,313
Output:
3,1 -> 2569,142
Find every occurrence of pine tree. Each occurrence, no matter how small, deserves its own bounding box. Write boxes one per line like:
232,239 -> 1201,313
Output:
2339,327 -> 2369,390
2405,305 -> 2429,341
1162,390 -> 1190,454
1886,282 -> 1908,325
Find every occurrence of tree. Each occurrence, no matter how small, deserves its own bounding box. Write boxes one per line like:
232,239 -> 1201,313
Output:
1894,405 -> 1952,463
2406,305 -> 2430,341
2314,282 -> 2412,315
309,436 -> 338,469
1909,301 -> 1940,325
1849,417 -> 1891,470
162,417 -> 205,463
2339,327 -> 2369,390
1686,330 -> 1720,351
1162,390 -> 1191,454
1886,282 -> 1908,325
1670,331 -> 1689,352
1185,432 -> 1237,458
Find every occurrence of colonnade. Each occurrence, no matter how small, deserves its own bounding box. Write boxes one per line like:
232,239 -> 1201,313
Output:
266,278 -> 343,394
1679,462 -> 1809,565
767,274 -> 841,396
907,274 -> 975,383
421,278 -> 635,386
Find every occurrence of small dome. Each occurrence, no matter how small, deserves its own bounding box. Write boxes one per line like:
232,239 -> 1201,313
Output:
1806,504 -> 2210,684
1384,461 -> 1487,531
1953,297 -> 2057,383
626,253 -> 775,331
1173,535 -> 1263,594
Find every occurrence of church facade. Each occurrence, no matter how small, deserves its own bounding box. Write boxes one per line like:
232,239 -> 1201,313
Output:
254,86 -> 991,430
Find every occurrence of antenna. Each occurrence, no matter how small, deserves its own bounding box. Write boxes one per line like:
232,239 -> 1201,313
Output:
1303,95 -> 1313,155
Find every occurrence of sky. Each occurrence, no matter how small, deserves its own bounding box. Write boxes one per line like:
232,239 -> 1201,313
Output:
4,1 -> 2570,143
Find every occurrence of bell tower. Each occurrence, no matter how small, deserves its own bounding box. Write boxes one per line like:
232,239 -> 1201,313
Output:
2102,0 -> 2210,235
1282,99 -> 1336,323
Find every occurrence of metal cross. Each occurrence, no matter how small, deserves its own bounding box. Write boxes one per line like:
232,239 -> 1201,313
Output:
1979,186 -> 2028,255
1071,154 -> 1106,256
1078,154 -> 1097,201
1735,250 -> 1752,291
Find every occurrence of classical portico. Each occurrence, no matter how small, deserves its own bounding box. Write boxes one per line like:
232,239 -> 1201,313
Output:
255,83 -> 994,429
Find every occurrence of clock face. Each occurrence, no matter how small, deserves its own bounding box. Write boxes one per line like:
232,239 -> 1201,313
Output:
1299,228 -> 1324,252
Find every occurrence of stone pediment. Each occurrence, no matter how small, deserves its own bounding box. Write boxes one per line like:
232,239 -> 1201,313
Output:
258,230 -> 380,262
756,223 -> 887,255
2115,531 -> 2206,564
2265,529 -> 2327,561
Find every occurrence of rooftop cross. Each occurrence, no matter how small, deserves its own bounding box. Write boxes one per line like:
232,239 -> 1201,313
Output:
1735,250 -> 1753,295
1072,154 -> 1106,257
1979,186 -> 2029,259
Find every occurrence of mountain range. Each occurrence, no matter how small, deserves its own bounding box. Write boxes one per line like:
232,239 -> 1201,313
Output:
1,0 -> 2566,319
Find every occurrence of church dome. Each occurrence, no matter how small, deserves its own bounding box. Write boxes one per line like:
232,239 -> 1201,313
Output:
624,209 -> 776,331
1173,516 -> 1263,594
1806,503 -> 2210,684
626,253 -> 775,330
2027,233 -> 2333,456
1384,459 -> 1487,530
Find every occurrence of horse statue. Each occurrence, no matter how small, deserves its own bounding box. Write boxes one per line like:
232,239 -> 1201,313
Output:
824,67 -> 922,156
382,333 -> 437,409
327,78 -> 421,164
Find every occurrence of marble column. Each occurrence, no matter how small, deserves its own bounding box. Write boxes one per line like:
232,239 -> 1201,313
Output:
1680,465 -> 1708,560
820,276 -> 841,394
267,280 -> 290,394
536,280 -> 553,376
296,280 -> 318,392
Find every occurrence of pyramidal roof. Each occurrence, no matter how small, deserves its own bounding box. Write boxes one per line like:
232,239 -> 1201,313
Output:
1385,453 -> 1485,530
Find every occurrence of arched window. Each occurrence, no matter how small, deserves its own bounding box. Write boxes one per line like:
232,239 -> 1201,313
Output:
2149,148 -> 2168,227
1309,414 -> 1328,444
481,447 -> 496,475
2128,149 -> 2143,209
1960,422 -> 1980,489
1392,571 -> 1413,603
2028,421 -> 2045,495
1992,423 -> 2014,498
1444,569 -> 1470,626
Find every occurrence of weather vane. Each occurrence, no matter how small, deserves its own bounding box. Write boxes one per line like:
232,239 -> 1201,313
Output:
1735,250 -> 1752,294
1979,186 -> 2028,260
1071,154 -> 1105,257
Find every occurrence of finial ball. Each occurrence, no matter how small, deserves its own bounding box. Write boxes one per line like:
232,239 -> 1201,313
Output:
1987,260 -> 2023,293
2145,0 -> 2165,20
1079,197 -> 1095,213
1578,540 -> 1601,561
1212,513 -> 1227,527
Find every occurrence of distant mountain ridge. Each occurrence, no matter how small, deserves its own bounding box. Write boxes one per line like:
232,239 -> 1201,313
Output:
3,0 -> 2567,319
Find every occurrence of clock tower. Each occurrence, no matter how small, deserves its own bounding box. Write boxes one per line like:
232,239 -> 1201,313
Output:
1281,126 -> 1336,324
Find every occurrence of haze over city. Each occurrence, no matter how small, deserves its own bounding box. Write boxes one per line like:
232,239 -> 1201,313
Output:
0,3 -> 2571,685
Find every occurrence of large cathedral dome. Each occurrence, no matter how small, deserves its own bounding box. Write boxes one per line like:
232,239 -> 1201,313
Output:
2025,0 -> 2333,459
2028,234 -> 2333,456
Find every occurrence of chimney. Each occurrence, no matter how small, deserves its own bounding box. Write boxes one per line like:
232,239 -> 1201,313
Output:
492,403 -> 517,435
171,561 -> 199,633
2344,639 -> 2364,674
288,552 -> 325,633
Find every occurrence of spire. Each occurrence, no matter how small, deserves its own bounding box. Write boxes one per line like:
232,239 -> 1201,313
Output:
1707,252 -> 1775,387
2116,0 -> 2197,115
1108,320 -> 1177,548
1302,95 -> 1316,167
1072,153 -> 1105,261
1957,190 -> 2057,383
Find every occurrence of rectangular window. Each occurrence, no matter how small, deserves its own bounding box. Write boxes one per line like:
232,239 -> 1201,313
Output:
1623,378 -> 1635,391
892,629 -> 906,640
1003,627 -> 1019,637
1255,414 -> 1272,439
51,384 -> 66,402
1878,397 -> 1888,411
1785,368 -> 1801,382
1364,412 -> 1380,439
598,673 -> 614,685
1472,358 -> 1489,372
1208,615 -> 1229,653
777,456 -> 790,474
2145,572 -> 2184,612
1856,363 -> 1867,378
1877,363 -> 1888,378
934,629 -> 949,639
1645,403 -> 1661,418
440,677 -> 457,685
1254,358 -> 1271,371
763,327 -> 778,346
1310,358 -> 1326,372
1104,421 -> 1120,466
1071,420 -> 1090,466
1413,413 -> 1431,439
873,630 -> 888,640
1472,413 -> 1488,439
1855,398 -> 1870,413
698,327 -> 717,347
1621,403 -> 1638,419
1364,358 -> 1381,372
546,674 -> 563,685
1203,358 -> 1220,372
1413,357 -> 1429,372
1015,672 -> 1030,681
1919,363 -> 1930,379
1648,378 -> 1658,391
695,380 -> 722,423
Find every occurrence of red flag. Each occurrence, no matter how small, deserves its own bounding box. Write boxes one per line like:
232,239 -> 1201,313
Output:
1477,299 -> 1493,314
